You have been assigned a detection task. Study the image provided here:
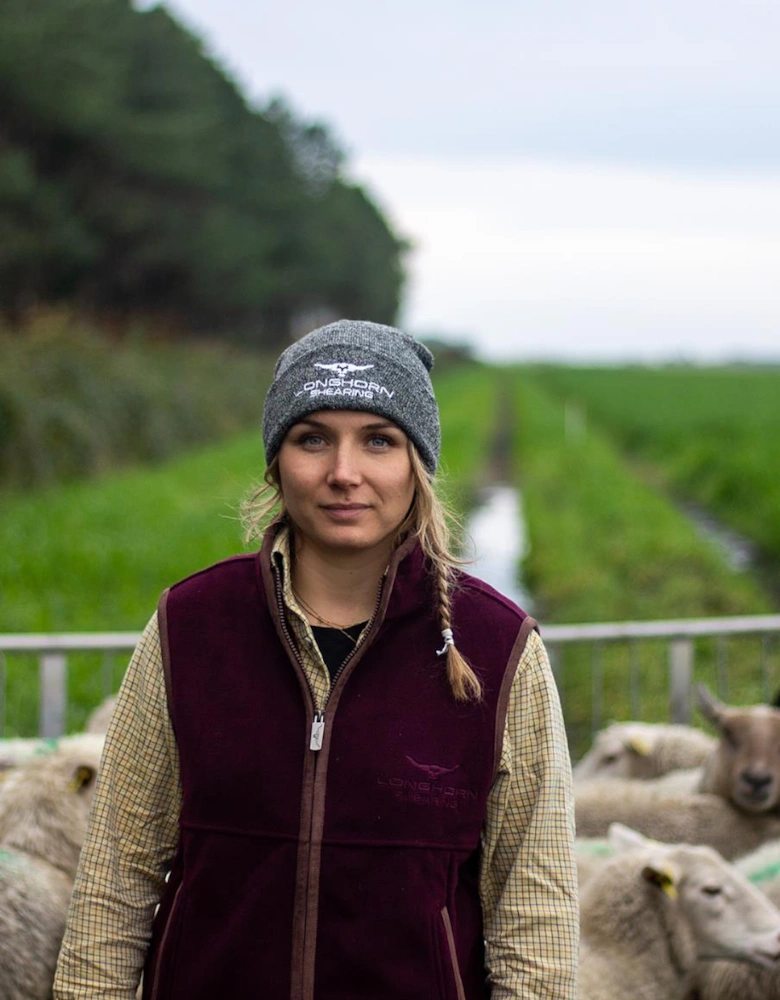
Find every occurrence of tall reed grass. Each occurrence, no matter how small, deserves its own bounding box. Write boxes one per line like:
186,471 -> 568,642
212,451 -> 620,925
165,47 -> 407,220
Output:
0,310 -> 274,489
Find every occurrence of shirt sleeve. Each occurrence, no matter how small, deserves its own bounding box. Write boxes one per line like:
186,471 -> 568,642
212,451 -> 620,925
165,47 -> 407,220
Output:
54,612 -> 182,1000
480,628 -> 579,1000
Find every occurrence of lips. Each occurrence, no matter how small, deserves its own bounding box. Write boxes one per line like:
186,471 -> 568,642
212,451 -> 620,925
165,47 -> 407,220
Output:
321,504 -> 370,520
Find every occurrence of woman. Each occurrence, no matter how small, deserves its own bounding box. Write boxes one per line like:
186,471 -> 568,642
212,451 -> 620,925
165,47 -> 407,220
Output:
54,320 -> 578,999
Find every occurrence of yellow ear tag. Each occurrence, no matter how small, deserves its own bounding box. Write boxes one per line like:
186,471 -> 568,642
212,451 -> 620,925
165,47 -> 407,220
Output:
643,864 -> 678,899
69,765 -> 95,792
658,869 -> 678,899
628,735 -> 652,756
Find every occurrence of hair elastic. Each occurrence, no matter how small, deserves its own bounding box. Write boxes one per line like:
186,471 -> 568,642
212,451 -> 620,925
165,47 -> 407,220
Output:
436,628 -> 455,656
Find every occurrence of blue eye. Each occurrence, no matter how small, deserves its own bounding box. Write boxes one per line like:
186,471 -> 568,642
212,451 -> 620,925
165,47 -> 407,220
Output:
299,433 -> 325,447
368,435 -> 395,449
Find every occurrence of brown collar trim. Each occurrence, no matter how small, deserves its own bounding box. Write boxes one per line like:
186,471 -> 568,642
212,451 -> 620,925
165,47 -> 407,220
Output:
493,615 -> 538,779
157,588 -> 175,735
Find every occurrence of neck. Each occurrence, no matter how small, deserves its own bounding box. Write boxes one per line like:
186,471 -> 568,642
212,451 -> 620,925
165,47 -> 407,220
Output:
290,536 -> 392,625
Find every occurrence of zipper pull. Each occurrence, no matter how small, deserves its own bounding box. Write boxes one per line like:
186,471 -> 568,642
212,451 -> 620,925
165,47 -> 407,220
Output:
310,711 -> 325,751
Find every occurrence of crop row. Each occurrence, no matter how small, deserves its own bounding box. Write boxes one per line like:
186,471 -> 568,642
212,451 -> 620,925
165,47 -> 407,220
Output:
531,365 -> 780,577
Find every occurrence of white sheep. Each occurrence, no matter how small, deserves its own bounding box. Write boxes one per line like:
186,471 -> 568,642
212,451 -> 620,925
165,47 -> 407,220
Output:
574,721 -> 716,782
683,958 -> 780,999
736,838 -> 780,909
0,734 -> 103,1000
680,839 -> 780,998
575,836 -> 615,889
696,685 -> 780,815
578,824 -> 780,1000
85,695 -> 117,735
0,737 -> 54,772
575,780 -> 780,860
649,765 -> 704,795
574,775 -> 715,889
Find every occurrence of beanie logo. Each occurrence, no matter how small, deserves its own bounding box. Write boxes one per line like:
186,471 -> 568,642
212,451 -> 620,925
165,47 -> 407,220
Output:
314,362 -> 374,376
294,360 -> 395,402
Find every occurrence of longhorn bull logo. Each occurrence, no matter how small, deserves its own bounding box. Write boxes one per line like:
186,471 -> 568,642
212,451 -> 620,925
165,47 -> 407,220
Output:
405,756 -> 460,780
314,362 -> 374,377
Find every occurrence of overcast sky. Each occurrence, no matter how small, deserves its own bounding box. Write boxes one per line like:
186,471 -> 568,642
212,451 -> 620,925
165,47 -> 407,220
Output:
160,0 -> 780,362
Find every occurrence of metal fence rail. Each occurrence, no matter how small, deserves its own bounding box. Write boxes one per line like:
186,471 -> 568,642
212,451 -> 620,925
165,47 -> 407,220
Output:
543,614 -> 780,738
2,615 -> 780,738
0,633 -> 138,738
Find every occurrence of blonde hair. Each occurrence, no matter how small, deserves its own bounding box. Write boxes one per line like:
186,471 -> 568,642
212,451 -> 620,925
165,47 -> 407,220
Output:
240,443 -> 482,702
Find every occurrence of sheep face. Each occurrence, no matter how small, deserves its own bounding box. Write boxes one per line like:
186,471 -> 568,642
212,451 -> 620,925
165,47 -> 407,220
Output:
0,735 -> 103,876
573,724 -> 655,781
654,845 -> 780,967
574,721 -> 715,783
698,686 -> 780,814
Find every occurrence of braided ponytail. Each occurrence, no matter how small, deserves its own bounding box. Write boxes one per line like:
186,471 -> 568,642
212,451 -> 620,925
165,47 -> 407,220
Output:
399,446 -> 483,702
431,557 -> 483,702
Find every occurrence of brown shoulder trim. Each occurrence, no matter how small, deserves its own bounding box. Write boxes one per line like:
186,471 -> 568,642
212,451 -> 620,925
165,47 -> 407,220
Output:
493,616 -> 538,778
157,588 -> 175,733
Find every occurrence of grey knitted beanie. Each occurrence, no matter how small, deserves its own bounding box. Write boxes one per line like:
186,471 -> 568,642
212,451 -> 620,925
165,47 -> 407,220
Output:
262,319 -> 440,473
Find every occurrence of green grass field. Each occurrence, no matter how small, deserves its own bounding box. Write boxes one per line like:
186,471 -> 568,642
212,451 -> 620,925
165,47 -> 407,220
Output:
532,365 -> 780,573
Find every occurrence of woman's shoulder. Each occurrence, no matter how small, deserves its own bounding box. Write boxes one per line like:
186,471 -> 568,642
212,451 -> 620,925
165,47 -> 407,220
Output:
166,552 -> 259,595
452,568 -> 532,627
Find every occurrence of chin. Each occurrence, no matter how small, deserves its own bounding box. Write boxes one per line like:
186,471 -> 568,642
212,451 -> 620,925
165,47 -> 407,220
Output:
311,527 -> 395,555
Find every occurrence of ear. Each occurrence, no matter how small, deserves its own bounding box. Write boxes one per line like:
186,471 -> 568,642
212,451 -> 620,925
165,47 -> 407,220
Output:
696,684 -> 726,727
608,823 -> 648,852
626,734 -> 652,757
69,764 -> 96,793
642,862 -> 679,899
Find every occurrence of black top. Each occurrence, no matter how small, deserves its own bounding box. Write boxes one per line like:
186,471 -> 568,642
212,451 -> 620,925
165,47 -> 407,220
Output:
311,623 -> 367,680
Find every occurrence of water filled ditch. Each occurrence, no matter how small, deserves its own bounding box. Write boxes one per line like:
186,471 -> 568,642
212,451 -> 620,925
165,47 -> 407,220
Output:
679,501 -> 780,609
463,484 -> 534,613
680,501 -> 758,574
462,481 -> 776,618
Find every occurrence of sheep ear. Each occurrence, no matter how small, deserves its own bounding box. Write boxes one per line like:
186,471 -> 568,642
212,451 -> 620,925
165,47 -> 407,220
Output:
696,684 -> 726,726
608,823 -> 647,852
626,734 -> 652,757
69,765 -> 96,793
642,863 -> 679,899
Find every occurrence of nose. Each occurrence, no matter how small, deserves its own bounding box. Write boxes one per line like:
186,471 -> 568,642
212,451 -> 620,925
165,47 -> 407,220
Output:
327,442 -> 361,488
741,769 -> 773,793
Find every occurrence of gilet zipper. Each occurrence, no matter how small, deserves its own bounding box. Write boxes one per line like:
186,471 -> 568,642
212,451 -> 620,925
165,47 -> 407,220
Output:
271,553 -> 392,1000
308,577 -> 385,749
273,558 -> 384,751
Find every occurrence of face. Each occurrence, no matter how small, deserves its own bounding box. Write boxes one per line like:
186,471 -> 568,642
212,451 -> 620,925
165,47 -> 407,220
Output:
277,410 -> 416,560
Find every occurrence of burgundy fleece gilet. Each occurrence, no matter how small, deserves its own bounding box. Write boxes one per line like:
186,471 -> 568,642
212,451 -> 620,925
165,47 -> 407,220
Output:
143,533 -> 534,1000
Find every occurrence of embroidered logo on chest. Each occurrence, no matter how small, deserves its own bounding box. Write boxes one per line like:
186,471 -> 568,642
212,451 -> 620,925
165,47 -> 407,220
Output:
405,755 -> 460,780
377,756 -> 476,809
